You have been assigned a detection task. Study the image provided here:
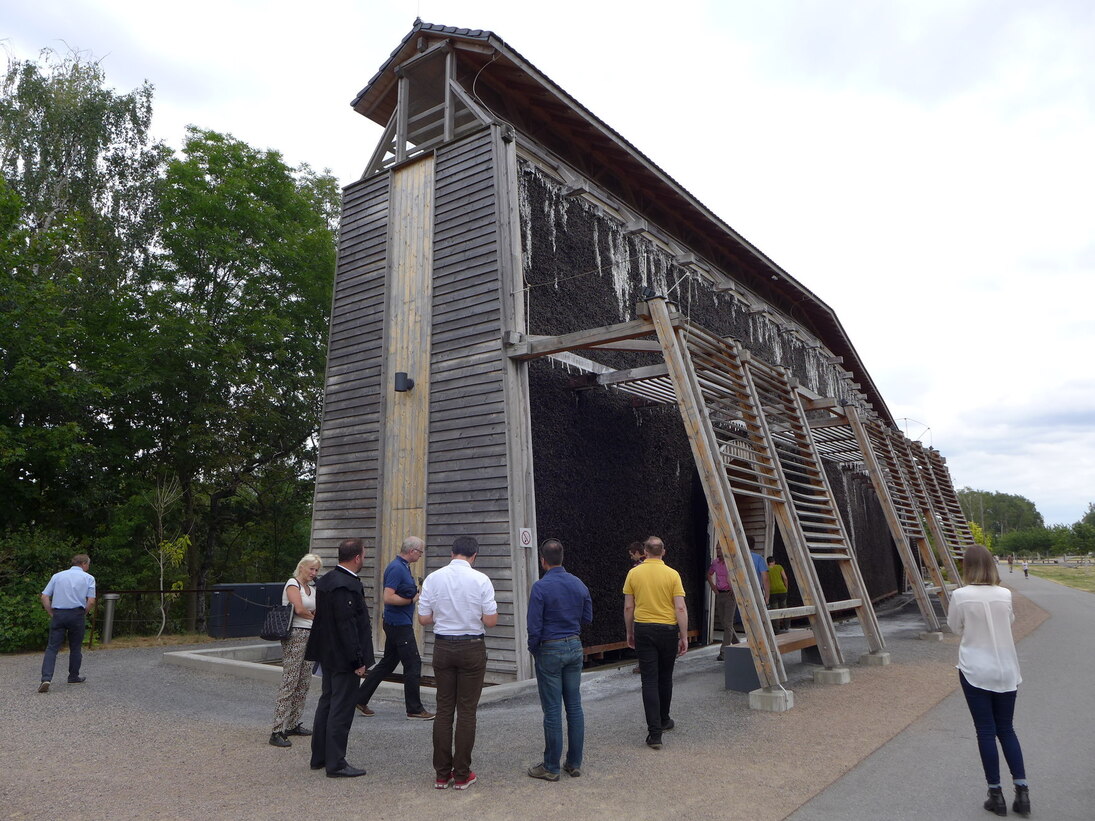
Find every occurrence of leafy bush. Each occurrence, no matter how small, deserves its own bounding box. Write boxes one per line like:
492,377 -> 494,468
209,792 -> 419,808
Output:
0,590 -> 51,652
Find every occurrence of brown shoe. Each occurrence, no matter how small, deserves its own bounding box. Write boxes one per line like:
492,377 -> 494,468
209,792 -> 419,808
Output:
406,710 -> 435,720
356,704 -> 375,717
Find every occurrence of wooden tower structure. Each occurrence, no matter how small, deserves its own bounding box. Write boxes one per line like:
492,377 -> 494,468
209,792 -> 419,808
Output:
308,21 -> 973,703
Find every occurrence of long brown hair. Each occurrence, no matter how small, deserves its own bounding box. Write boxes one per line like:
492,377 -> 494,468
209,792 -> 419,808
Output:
962,544 -> 1000,585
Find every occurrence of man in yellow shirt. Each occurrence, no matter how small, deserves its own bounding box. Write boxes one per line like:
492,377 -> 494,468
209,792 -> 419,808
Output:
623,536 -> 688,749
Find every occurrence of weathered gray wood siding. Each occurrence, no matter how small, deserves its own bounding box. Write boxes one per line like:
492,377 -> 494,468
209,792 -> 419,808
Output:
309,172 -> 390,597
424,129 -> 516,680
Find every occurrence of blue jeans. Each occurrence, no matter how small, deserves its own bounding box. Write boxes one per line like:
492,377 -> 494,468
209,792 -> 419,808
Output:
41,608 -> 86,682
534,637 -> 584,773
959,671 -> 1026,785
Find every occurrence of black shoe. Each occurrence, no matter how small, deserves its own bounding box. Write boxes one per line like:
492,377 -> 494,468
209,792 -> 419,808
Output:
662,718 -> 675,731
67,676 -> 86,684
1012,785 -> 1030,817
327,765 -> 366,778
984,786 -> 1007,816
268,732 -> 291,748
285,724 -> 312,736
37,681 -> 50,693
645,734 -> 662,750
716,653 -> 724,661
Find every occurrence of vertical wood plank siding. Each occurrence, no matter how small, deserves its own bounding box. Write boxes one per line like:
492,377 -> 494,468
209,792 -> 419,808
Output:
426,131 -> 517,680
309,173 -> 390,599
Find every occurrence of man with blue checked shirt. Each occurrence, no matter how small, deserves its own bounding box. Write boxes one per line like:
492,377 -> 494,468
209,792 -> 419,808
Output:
38,553 -> 96,692
526,538 -> 593,781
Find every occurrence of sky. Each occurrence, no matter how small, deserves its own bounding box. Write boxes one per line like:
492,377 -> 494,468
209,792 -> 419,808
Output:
4,0 -> 1093,526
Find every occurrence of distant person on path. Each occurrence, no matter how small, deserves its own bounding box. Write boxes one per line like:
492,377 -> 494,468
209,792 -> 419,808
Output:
947,544 -> 1030,818
38,554 -> 96,692
356,536 -> 434,721
418,535 -> 498,790
767,555 -> 790,633
623,536 -> 687,750
1007,555 -> 1014,574
526,538 -> 593,781
1022,560 -> 1029,578
304,539 -> 374,778
706,544 -> 739,660
269,553 -> 321,748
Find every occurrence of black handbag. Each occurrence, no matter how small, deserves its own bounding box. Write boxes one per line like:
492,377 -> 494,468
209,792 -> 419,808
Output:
259,603 -> 294,641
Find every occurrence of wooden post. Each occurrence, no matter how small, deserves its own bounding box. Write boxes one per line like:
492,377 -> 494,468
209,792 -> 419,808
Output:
375,155 -> 435,647
492,124 -> 539,681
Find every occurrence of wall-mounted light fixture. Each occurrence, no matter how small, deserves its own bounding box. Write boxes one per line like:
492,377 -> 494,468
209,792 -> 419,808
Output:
394,371 -> 415,392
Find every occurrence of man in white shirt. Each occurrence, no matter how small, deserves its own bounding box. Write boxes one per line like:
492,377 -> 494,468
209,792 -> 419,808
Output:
418,536 -> 497,790
39,554 -> 97,692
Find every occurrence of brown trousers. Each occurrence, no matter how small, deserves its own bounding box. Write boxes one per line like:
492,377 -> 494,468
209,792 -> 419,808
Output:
432,637 -> 487,780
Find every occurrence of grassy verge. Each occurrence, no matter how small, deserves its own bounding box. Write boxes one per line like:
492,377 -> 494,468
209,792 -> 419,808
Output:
1028,565 -> 1095,594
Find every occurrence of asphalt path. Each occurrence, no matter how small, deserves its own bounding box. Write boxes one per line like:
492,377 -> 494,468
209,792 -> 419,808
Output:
788,570 -> 1095,821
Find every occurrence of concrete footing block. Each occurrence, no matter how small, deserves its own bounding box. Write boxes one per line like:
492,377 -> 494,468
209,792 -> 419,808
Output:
860,651 -> 892,666
748,686 -> 794,712
813,666 -> 853,685
919,631 -> 944,641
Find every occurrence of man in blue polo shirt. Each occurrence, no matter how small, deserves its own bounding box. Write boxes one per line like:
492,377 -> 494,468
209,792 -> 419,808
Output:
39,553 -> 96,692
526,538 -> 593,781
356,536 -> 434,720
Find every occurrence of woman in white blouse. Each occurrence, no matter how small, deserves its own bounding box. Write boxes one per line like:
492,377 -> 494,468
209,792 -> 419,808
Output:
947,544 -> 1030,817
269,554 -> 321,748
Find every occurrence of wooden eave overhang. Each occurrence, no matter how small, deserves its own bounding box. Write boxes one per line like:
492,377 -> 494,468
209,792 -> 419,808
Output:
352,21 -> 894,426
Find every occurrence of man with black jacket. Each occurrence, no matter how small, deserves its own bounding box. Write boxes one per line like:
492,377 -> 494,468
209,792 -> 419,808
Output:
305,538 -> 375,777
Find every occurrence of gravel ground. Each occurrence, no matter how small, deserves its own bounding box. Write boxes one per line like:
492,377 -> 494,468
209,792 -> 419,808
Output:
2,593 -> 1047,821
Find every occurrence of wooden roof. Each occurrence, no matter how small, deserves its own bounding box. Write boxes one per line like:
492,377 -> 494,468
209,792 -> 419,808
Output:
352,21 -> 895,425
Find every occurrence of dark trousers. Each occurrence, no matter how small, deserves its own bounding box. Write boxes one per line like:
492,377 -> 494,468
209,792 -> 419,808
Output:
357,622 -> 423,713
959,671 -> 1026,785
634,622 -> 678,738
432,637 -> 486,780
770,592 -> 788,630
41,608 -> 86,682
714,590 -> 736,647
310,669 -> 360,773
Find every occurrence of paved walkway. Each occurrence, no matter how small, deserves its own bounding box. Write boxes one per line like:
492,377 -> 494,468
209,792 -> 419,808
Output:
2,571 -> 1086,820
789,570 -> 1095,821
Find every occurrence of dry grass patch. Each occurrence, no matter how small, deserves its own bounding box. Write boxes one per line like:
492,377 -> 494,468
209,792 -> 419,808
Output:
1028,564 -> 1095,594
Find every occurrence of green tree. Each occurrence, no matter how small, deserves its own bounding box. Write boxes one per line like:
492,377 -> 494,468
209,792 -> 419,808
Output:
0,49 -> 169,537
1081,502 -> 1095,527
141,128 -> 336,627
957,488 -> 1044,537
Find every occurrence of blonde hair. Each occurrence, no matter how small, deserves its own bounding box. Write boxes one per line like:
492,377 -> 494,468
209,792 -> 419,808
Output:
293,553 -> 322,584
962,544 -> 1000,585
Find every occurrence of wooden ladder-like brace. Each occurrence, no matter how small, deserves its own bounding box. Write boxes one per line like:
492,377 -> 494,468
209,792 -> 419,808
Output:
843,408 -> 943,630
740,355 -> 886,658
915,444 -> 973,578
887,433 -> 961,609
647,299 -> 786,688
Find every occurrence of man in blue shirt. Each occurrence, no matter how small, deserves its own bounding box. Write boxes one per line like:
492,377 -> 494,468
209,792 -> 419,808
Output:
356,536 -> 434,720
526,538 -> 593,781
39,553 -> 96,692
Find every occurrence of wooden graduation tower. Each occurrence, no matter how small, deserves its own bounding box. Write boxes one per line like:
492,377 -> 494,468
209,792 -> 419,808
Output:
309,22 -> 975,705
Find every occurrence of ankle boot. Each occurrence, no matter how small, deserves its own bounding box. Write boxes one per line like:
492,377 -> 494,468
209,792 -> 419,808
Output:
984,786 -> 1007,816
1012,785 -> 1030,817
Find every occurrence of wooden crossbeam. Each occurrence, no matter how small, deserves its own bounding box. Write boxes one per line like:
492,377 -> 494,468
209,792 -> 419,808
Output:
506,317 -> 655,360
